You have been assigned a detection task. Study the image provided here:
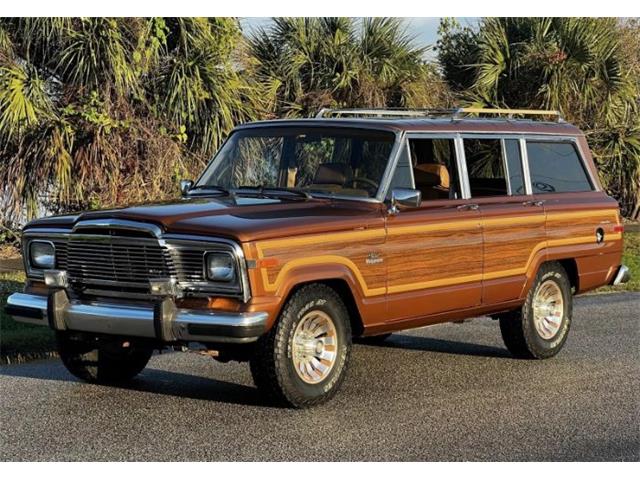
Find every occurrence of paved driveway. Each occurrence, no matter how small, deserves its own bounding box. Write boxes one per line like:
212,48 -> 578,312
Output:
1,292 -> 638,461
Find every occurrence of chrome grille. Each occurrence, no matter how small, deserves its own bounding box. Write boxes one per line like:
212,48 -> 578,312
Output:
66,238 -> 175,289
170,248 -> 206,282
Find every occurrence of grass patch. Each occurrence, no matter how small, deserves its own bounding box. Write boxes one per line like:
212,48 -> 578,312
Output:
0,271 -> 56,364
597,232 -> 640,293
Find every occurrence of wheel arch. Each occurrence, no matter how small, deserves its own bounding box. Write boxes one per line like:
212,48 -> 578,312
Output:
522,256 -> 579,297
271,266 -> 367,337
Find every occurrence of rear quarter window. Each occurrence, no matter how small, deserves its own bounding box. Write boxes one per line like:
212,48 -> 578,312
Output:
526,141 -> 593,194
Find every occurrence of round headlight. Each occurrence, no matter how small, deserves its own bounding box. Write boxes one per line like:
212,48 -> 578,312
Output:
205,252 -> 235,282
29,241 -> 55,269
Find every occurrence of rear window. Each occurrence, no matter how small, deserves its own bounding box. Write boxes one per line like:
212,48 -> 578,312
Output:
526,141 -> 593,194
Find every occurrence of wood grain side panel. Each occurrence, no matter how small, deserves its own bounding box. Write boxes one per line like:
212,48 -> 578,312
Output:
384,227 -> 483,292
482,213 -> 547,278
255,228 -> 387,296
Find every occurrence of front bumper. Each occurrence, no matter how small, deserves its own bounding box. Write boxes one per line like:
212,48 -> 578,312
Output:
4,291 -> 268,344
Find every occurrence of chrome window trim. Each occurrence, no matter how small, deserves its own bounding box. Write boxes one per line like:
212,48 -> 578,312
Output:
405,129 -> 583,137
500,138 -> 512,195
520,137 -> 533,195
21,227 -> 252,303
455,134 -> 471,199
376,131 -> 405,202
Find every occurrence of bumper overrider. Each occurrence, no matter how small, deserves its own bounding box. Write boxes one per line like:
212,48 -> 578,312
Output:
5,277 -> 269,344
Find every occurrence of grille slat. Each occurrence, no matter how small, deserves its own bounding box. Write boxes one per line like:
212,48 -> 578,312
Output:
67,236 -> 173,292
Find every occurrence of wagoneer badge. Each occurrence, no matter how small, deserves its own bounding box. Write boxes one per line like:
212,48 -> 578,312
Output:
366,252 -> 383,265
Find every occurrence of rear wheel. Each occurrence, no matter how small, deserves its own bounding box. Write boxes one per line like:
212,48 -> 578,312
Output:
499,262 -> 572,359
250,284 -> 352,408
56,332 -> 153,384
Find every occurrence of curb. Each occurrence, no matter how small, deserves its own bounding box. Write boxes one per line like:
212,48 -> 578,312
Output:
1,351 -> 59,366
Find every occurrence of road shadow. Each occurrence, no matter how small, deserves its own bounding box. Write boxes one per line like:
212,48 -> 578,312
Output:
0,360 -> 270,408
361,333 -> 512,359
1,333 -> 510,407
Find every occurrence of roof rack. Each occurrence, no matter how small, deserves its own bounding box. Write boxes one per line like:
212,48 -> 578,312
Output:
316,107 -> 565,123
455,107 -> 565,122
316,108 -> 456,119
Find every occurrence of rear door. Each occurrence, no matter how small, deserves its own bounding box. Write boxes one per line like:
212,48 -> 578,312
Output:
460,135 -> 547,304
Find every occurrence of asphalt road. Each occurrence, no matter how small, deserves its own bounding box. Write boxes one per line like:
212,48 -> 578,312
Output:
1,292 -> 638,461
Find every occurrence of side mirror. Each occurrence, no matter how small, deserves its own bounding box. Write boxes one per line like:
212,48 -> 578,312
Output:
180,180 -> 193,196
389,188 -> 421,214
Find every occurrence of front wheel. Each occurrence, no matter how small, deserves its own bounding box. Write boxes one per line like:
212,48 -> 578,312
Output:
499,262 -> 572,359
56,332 -> 153,384
250,284 -> 352,408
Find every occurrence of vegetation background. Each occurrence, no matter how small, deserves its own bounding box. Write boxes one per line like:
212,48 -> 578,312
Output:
0,17 -> 638,249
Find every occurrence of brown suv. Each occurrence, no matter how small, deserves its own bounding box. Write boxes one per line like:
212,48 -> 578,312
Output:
6,108 -> 630,407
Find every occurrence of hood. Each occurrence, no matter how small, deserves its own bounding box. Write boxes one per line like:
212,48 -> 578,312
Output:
25,195 -> 386,242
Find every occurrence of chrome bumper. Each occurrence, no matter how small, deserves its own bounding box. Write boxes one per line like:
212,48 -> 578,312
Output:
4,292 -> 268,344
612,265 -> 631,286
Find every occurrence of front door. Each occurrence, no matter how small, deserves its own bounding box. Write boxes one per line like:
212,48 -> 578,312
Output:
384,135 -> 483,324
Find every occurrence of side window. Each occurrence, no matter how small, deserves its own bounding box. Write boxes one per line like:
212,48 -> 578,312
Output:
526,141 -> 593,193
409,138 -> 461,201
463,138 -> 507,197
504,139 -> 526,195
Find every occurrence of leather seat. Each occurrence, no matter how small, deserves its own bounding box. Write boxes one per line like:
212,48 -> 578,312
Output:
413,163 -> 450,200
309,163 -> 353,191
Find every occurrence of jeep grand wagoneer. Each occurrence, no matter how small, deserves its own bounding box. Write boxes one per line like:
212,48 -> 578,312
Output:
5,107 -> 630,407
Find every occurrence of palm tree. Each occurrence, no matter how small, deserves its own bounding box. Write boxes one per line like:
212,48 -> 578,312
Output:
0,18 -> 268,226
248,17 -> 452,117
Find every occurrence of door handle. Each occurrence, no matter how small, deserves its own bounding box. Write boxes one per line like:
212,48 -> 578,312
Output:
523,200 -> 545,207
457,203 -> 479,211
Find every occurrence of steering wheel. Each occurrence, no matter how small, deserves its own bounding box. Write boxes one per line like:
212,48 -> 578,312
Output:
349,177 -> 379,194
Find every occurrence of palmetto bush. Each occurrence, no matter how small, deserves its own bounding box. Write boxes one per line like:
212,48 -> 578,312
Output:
0,18 -> 268,227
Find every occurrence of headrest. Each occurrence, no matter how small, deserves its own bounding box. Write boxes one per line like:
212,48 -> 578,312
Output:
312,163 -> 353,185
414,164 -> 450,189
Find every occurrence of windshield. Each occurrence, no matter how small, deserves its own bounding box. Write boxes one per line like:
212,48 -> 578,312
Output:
196,127 -> 397,199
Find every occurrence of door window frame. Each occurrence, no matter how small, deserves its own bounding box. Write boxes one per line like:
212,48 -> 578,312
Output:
458,134 -> 527,198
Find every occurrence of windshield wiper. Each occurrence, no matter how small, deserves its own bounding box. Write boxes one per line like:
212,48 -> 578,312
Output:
235,186 -> 312,200
186,184 -> 232,196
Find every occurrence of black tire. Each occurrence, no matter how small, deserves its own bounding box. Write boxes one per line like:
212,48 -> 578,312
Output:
499,262 -> 572,359
250,284 -> 352,408
56,332 -> 153,384
355,333 -> 392,345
